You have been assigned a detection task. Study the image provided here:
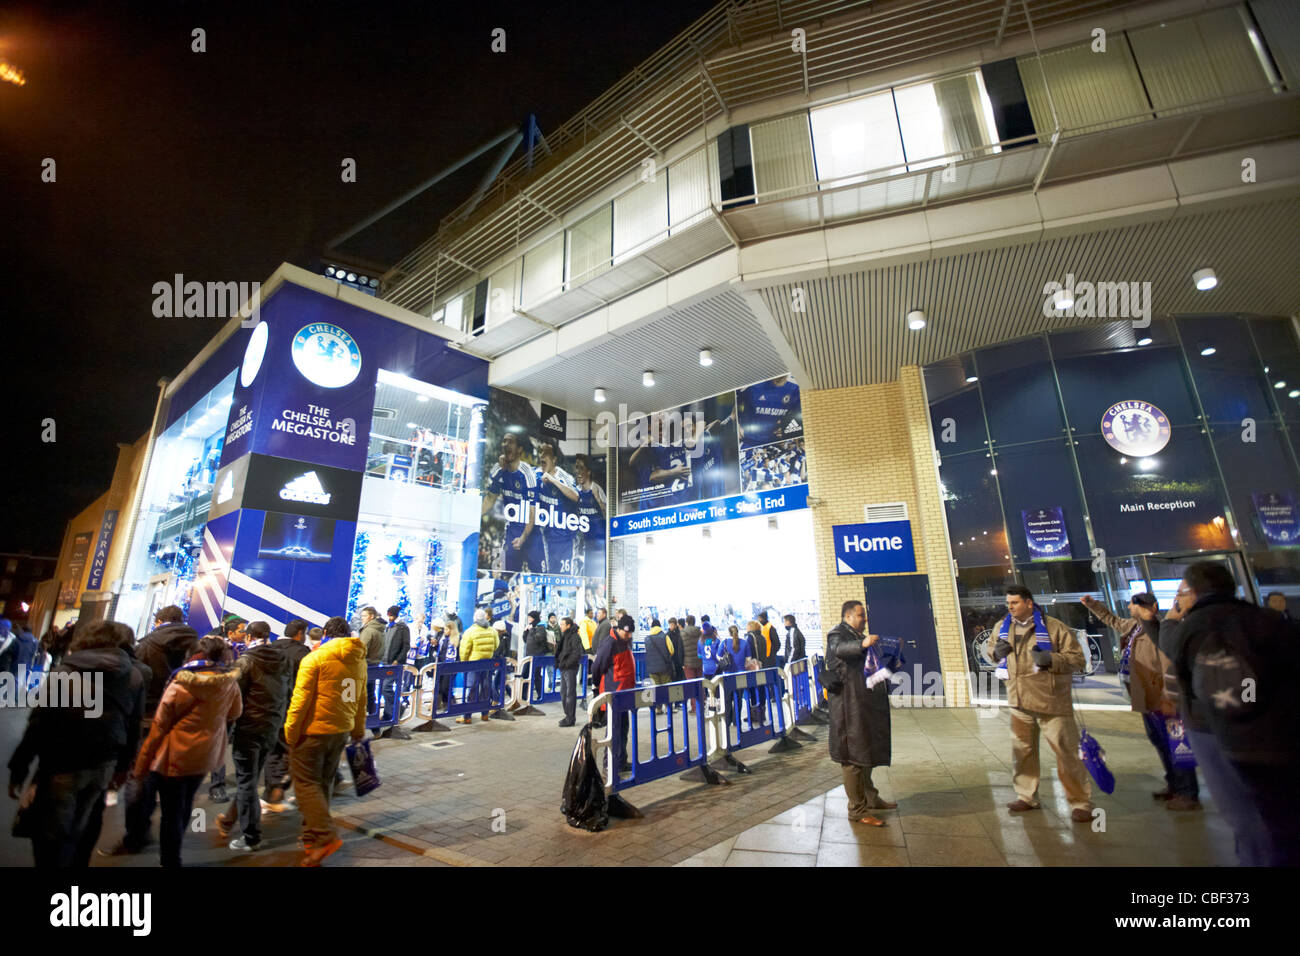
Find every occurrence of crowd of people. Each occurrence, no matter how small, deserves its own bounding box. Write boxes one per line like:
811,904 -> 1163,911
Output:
818,563 -> 1299,863
9,556 -> 1296,868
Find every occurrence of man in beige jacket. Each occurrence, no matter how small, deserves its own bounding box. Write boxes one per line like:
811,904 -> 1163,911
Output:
991,585 -> 1091,822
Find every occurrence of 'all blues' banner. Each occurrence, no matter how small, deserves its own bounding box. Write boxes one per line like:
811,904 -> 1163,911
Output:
1022,506 -> 1073,561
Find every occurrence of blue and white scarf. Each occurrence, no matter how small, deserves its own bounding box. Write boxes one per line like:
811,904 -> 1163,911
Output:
995,608 -> 1052,680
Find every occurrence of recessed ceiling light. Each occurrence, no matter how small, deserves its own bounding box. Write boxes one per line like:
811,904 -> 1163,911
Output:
594,388 -> 606,403
699,349 -> 714,367
965,374 -> 978,383
643,371 -> 655,387
1200,346 -> 1217,356
1288,390 -> 1299,399
1193,267 -> 1217,291
346,273 -> 357,282
907,310 -> 926,331
1053,289 -> 1075,311
417,395 -> 429,402
406,422 -> 419,429
1137,337 -> 1152,346
1275,381 -> 1287,389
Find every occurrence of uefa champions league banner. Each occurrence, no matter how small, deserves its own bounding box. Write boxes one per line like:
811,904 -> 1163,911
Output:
1022,506 -> 1073,561
477,387 -> 608,616
614,375 -> 806,516
1253,491 -> 1300,548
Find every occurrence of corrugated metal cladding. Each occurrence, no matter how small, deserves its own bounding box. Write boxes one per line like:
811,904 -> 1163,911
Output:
495,290 -> 787,417
758,197 -> 1300,389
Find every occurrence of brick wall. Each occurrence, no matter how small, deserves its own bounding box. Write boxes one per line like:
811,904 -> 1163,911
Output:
803,367 -> 968,704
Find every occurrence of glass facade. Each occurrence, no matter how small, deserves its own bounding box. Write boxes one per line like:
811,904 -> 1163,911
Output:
926,315 -> 1300,676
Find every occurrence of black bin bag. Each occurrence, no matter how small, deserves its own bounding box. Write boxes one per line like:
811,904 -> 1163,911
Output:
560,723 -> 609,832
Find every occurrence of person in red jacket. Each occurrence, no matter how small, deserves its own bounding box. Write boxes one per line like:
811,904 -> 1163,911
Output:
591,614 -> 637,775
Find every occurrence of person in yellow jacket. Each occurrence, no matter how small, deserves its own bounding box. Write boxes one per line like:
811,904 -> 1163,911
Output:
456,609 -> 499,724
284,615 -> 367,866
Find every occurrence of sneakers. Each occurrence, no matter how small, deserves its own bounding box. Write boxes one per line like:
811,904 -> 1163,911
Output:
97,839 -> 145,857
209,785 -> 230,803
1006,799 -> 1039,812
455,716 -> 471,725
1165,795 -> 1202,812
229,837 -> 259,852
300,837 -> 343,867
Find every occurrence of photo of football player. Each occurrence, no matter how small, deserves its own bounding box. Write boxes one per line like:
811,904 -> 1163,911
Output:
534,441 -> 579,575
482,431 -> 544,572
737,375 -> 802,447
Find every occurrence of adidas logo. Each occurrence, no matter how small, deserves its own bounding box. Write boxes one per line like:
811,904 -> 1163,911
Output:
543,414 -> 562,432
279,471 -> 331,505
783,419 -> 802,434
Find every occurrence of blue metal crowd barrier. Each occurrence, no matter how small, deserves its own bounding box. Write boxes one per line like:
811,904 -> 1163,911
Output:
633,651 -> 647,684
713,666 -> 799,771
527,654 -> 562,705
809,653 -> 826,704
590,678 -> 723,802
410,658 -> 512,732
365,664 -> 404,732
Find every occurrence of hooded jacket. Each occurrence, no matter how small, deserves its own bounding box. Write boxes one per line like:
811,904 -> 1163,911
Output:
1000,611 -> 1084,716
681,625 -> 703,669
135,622 -> 200,718
384,620 -> 411,665
592,632 -> 635,692
359,617 -> 387,662
643,626 -> 674,675
134,664 -> 242,777
784,625 -> 806,662
284,636 -> 367,745
231,642 -> 291,739
459,624 -> 498,661
1161,593 -> 1300,764
1087,603 -> 1171,714
278,638 -> 312,696
524,623 -> 553,658
554,623 -> 584,670
8,647 -> 145,784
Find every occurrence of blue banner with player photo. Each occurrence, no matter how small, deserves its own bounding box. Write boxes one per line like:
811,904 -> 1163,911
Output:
615,376 -> 806,516
609,483 -> 808,537
1252,491 -> 1300,548
1021,506 -> 1073,561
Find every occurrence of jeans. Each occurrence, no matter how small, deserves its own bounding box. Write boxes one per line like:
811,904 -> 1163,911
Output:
28,761 -> 116,868
560,668 -> 578,723
1185,728 -> 1298,865
122,764 -> 160,851
263,730 -> 291,797
153,773 -> 203,868
222,729 -> 278,844
290,732 -> 350,849
1141,712 -> 1198,799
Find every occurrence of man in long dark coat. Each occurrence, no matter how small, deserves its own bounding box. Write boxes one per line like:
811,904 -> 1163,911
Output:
825,599 -> 896,826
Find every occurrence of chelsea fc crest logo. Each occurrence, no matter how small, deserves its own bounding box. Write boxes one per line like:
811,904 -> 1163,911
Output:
291,323 -> 361,388
1101,400 -> 1171,457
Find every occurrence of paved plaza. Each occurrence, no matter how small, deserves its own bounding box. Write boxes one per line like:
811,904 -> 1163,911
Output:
0,700 -> 1235,868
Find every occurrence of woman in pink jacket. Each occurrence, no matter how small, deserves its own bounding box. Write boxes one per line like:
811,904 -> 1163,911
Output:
132,637 -> 242,867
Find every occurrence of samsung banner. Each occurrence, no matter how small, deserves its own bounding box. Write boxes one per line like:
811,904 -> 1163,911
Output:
1021,506 -> 1072,561
832,519 -> 917,575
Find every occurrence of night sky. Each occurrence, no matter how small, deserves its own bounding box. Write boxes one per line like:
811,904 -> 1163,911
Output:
0,0 -> 716,555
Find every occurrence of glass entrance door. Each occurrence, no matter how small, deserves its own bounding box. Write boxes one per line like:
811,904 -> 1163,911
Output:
1107,550 -> 1255,616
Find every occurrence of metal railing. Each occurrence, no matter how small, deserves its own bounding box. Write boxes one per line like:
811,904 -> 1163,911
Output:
383,0 -> 1141,312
